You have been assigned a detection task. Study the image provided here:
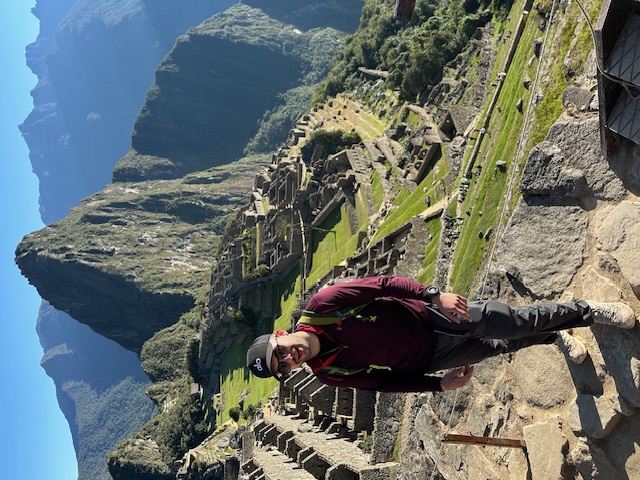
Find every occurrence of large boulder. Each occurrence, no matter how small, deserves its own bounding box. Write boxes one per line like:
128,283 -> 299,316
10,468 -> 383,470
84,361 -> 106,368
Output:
496,196 -> 587,298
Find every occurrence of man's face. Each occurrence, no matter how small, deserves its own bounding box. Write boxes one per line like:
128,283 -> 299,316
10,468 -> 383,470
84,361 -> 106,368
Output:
270,332 -> 310,376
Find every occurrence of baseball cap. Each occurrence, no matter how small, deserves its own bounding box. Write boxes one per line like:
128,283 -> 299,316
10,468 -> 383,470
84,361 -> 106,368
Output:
247,333 -> 278,378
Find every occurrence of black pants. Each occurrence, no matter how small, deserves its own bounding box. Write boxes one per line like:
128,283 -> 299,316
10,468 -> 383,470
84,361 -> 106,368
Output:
427,300 -> 593,372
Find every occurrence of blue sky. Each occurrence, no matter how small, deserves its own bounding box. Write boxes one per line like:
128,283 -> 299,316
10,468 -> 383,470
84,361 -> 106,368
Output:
0,1 -> 78,478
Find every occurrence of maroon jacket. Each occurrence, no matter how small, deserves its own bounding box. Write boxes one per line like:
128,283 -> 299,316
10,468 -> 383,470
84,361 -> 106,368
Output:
296,276 -> 443,392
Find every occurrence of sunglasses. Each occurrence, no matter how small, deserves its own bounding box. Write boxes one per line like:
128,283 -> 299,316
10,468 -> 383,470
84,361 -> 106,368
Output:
274,336 -> 292,378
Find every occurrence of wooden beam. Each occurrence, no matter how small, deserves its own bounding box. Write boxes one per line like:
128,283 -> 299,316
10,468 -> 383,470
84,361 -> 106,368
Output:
442,433 -> 525,449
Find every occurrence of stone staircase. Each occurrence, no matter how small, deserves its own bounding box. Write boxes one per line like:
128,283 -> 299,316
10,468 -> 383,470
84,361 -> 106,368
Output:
242,415 -> 398,480
240,368 -> 398,480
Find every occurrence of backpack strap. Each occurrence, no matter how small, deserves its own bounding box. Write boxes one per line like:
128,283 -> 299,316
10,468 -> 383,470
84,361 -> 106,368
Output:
298,301 -> 389,377
296,302 -> 375,326
318,364 -> 392,376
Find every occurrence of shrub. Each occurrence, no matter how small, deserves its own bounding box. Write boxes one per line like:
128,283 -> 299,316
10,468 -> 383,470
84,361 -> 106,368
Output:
229,407 -> 242,423
186,336 -> 201,382
242,403 -> 259,420
141,322 -> 197,383
302,129 -> 363,159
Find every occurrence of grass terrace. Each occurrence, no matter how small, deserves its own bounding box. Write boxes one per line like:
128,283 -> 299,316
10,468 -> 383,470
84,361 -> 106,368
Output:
448,7 -> 539,295
306,201 -> 367,287
417,216 -> 442,285
371,146 -> 448,243
371,170 -> 384,212
216,267 -> 300,424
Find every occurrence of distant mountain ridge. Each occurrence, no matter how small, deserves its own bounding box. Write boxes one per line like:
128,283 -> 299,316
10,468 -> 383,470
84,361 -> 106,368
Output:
17,1 -> 364,479
18,2 -> 355,353
22,0 -> 236,224
20,2 -> 237,479
116,4 -> 347,181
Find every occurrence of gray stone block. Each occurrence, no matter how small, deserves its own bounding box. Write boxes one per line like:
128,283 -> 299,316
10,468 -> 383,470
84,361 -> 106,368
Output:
568,393 -> 623,439
276,430 -> 294,453
241,458 -> 259,475
260,424 -> 280,446
371,393 -> 405,463
253,420 -> 269,436
224,457 -> 240,480
334,387 -> 354,417
283,367 -> 310,391
309,384 -> 336,414
300,451 -> 331,479
359,463 -> 400,480
285,436 -> 305,461
326,463 -> 359,480
353,389 -> 376,433
242,430 -> 255,463
523,416 -> 567,480
297,446 -> 315,465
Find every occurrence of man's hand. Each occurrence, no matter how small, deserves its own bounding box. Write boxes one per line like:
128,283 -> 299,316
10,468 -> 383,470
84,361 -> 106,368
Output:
441,365 -> 474,391
432,292 -> 471,323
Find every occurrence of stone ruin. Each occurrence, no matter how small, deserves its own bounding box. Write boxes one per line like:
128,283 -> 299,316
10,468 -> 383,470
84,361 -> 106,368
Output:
190,96 -> 460,478
197,97 -> 450,389
240,366 -> 401,480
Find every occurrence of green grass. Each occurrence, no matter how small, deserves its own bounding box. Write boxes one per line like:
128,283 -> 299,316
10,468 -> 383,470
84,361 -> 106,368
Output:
417,216 -> 442,285
372,149 -> 449,243
216,266 -> 300,424
356,105 -> 387,136
448,10 -> 539,295
254,224 -> 261,269
274,266 -> 302,330
371,170 -> 384,212
306,201 -> 364,286
526,0 -> 602,150
217,338 -> 278,424
376,182 -> 427,240
404,109 -> 423,128
448,0 -> 598,295
355,188 -> 372,230
393,185 -> 410,207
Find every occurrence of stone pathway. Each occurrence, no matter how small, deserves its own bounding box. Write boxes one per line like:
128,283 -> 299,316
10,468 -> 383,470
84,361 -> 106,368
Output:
262,409 -> 371,470
251,447 -> 317,480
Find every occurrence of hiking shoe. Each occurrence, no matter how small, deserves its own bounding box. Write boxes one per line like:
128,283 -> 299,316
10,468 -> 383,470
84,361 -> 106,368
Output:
555,331 -> 588,364
586,301 -> 636,329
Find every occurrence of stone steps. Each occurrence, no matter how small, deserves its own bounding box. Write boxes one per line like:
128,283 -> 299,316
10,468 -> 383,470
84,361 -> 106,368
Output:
243,414 -> 398,480
240,366 -> 396,479
245,447 -> 317,480
281,368 -> 376,431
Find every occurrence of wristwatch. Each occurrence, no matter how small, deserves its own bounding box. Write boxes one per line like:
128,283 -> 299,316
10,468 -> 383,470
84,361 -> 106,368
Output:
427,286 -> 440,299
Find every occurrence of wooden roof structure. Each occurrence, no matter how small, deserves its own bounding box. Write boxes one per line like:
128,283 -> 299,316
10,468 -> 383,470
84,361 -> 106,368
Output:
596,0 -> 640,154
394,0 -> 417,22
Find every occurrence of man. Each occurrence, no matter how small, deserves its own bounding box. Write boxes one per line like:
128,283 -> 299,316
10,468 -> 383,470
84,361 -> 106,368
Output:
247,276 -> 636,392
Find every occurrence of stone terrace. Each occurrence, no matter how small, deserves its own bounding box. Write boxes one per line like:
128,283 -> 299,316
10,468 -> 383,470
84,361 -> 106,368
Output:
238,365 -> 398,480
242,412 -> 399,480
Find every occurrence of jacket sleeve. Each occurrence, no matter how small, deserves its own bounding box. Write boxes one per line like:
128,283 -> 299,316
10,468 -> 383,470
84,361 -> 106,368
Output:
315,368 -> 444,393
305,276 -> 432,312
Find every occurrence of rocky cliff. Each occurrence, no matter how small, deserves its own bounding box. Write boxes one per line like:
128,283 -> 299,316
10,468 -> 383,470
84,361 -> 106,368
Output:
17,161 -> 263,352
18,2 -> 357,354
116,3 -> 347,181
19,2 -> 237,479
